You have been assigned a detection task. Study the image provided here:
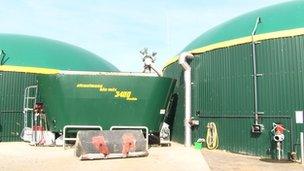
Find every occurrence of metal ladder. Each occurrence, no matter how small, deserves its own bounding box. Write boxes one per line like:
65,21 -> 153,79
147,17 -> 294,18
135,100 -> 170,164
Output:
22,85 -> 38,128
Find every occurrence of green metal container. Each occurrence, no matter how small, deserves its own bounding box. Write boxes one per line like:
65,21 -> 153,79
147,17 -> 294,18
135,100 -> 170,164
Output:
37,73 -> 176,133
164,1 -> 304,159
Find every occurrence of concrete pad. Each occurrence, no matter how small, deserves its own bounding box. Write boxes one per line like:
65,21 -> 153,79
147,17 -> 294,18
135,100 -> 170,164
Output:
0,142 -> 209,171
202,148 -> 304,171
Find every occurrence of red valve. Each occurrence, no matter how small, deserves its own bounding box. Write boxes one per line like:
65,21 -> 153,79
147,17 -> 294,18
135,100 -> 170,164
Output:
275,124 -> 285,134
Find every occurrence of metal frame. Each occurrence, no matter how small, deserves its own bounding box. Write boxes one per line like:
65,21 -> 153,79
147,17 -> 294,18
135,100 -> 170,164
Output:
110,126 -> 149,150
63,125 -> 102,149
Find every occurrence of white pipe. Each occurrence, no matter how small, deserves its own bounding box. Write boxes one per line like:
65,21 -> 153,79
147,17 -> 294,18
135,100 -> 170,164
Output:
251,17 -> 262,125
179,52 -> 194,147
301,132 -> 304,164
277,141 -> 281,160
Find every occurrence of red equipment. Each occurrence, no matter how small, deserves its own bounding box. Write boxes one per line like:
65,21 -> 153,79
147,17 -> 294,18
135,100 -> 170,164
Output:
274,123 -> 285,134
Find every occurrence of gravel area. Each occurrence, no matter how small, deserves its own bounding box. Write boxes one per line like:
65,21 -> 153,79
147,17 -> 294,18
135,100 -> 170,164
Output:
0,142 -> 209,171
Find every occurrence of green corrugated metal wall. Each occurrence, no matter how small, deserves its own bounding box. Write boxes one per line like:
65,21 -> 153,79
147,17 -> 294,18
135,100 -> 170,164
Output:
0,71 -> 36,142
164,35 -> 304,158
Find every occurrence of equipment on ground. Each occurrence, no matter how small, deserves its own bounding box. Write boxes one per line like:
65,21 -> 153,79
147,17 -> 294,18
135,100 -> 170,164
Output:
271,122 -> 287,160
75,130 -> 148,160
160,122 -> 171,145
21,99 -> 55,146
206,122 -> 219,150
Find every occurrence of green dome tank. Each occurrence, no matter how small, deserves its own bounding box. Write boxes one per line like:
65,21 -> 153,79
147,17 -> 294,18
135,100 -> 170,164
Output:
164,0 -> 304,68
184,0 -> 304,53
0,34 -> 118,72
164,0 -> 304,159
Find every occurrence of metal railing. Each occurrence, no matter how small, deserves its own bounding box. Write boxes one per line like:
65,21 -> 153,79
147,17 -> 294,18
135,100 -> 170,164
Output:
63,125 -> 102,149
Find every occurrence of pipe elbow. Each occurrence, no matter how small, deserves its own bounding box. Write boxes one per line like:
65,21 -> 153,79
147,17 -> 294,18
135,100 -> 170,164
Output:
178,52 -> 194,71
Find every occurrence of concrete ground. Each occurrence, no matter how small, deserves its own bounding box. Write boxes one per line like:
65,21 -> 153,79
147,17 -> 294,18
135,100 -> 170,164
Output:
0,142 -> 209,171
202,148 -> 304,171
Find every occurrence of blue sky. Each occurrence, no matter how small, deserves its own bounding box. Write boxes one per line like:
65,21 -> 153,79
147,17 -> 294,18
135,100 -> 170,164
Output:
0,0 -> 288,71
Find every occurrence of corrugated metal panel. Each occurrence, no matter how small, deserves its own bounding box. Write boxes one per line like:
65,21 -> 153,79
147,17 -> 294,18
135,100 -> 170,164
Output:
0,71 -> 36,142
192,44 -> 253,115
164,35 -> 304,158
0,112 -> 23,142
257,35 -> 304,157
257,36 -> 304,114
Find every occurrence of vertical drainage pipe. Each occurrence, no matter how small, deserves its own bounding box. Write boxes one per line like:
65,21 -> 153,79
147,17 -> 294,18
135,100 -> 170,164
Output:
251,17 -> 262,125
179,52 -> 194,147
301,132 -> 304,164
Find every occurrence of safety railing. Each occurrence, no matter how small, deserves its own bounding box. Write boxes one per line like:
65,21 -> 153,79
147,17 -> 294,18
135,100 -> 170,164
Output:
63,125 -> 102,149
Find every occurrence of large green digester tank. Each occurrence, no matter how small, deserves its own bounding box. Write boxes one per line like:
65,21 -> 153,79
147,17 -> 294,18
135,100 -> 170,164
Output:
164,0 -> 304,159
37,73 -> 176,133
